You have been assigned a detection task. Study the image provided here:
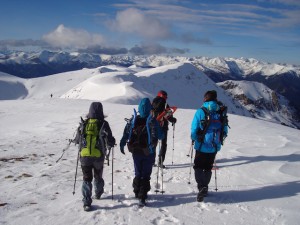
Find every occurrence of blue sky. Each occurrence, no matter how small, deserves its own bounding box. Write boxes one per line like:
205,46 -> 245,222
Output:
0,0 -> 299,64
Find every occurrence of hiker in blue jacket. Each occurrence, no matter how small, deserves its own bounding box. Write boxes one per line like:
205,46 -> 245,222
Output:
120,98 -> 164,205
191,90 -> 229,201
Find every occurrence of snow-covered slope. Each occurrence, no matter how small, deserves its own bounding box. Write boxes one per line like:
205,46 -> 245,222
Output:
190,56 -> 299,78
2,61 -> 299,127
1,51 -> 299,122
0,63 -> 249,116
1,61 -> 300,224
0,98 -> 299,225
0,72 -> 28,100
61,63 -> 248,114
218,80 -> 300,128
1,62 -> 298,127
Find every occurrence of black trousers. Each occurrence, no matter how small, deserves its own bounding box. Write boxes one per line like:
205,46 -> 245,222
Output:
193,151 -> 216,190
193,151 -> 216,170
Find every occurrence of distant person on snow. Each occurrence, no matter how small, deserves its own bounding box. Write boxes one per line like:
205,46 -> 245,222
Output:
120,98 -> 164,206
74,102 -> 115,211
152,90 -> 177,168
190,90 -> 229,202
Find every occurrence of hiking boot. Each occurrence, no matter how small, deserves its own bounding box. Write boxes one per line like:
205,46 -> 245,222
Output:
197,192 -> 204,202
199,187 -> 208,197
158,162 -> 166,168
95,194 -> 101,199
83,205 -> 92,211
138,198 -> 146,207
197,187 -> 208,202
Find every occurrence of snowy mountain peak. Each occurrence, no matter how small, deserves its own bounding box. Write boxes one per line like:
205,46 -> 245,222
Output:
218,80 -> 300,128
1,51 -> 300,127
61,62 -> 249,117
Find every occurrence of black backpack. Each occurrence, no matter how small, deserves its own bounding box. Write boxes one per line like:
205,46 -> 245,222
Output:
127,116 -> 149,154
152,96 -> 166,117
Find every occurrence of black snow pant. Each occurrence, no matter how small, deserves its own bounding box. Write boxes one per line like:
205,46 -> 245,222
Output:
193,151 -> 216,190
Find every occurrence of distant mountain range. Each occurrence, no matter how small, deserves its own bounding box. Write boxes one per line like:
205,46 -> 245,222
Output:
1,50 -> 299,128
218,80 -> 299,128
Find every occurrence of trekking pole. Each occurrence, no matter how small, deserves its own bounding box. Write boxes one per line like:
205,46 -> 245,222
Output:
111,146 -> 114,200
187,141 -> 194,184
186,141 -> 192,157
56,139 -> 73,163
72,149 -> 80,195
155,163 -> 160,193
160,155 -> 165,194
214,160 -> 218,192
155,141 -> 161,193
186,148 -> 192,157
171,124 -> 175,165
57,126 -> 77,163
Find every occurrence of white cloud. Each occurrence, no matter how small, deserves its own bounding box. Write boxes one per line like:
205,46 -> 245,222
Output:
42,24 -> 105,48
110,8 -> 172,40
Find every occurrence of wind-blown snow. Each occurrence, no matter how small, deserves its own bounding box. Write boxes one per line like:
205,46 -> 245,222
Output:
0,63 -> 299,225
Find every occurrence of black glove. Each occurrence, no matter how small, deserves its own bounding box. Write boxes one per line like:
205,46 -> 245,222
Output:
170,117 -> 177,125
108,137 -> 116,147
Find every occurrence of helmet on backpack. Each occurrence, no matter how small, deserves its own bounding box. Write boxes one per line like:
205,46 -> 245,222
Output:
157,90 -> 168,100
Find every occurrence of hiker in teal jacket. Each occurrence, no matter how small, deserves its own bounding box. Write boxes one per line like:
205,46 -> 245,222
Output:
191,90 -> 229,201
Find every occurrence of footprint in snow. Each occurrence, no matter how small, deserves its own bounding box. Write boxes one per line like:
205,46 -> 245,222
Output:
217,208 -> 229,214
196,202 -> 210,211
153,214 -> 180,224
237,204 -> 249,212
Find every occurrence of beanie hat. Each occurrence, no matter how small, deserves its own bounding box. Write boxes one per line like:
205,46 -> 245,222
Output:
157,90 -> 168,100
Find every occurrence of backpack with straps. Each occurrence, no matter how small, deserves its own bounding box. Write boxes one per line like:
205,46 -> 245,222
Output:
127,115 -> 150,155
76,118 -> 106,158
152,96 -> 166,117
197,102 -> 229,148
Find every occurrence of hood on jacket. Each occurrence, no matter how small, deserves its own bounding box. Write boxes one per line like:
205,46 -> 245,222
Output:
202,101 -> 220,112
87,102 -> 104,120
138,98 -> 152,118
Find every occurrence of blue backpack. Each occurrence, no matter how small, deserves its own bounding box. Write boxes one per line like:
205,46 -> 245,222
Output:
198,104 -> 228,149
